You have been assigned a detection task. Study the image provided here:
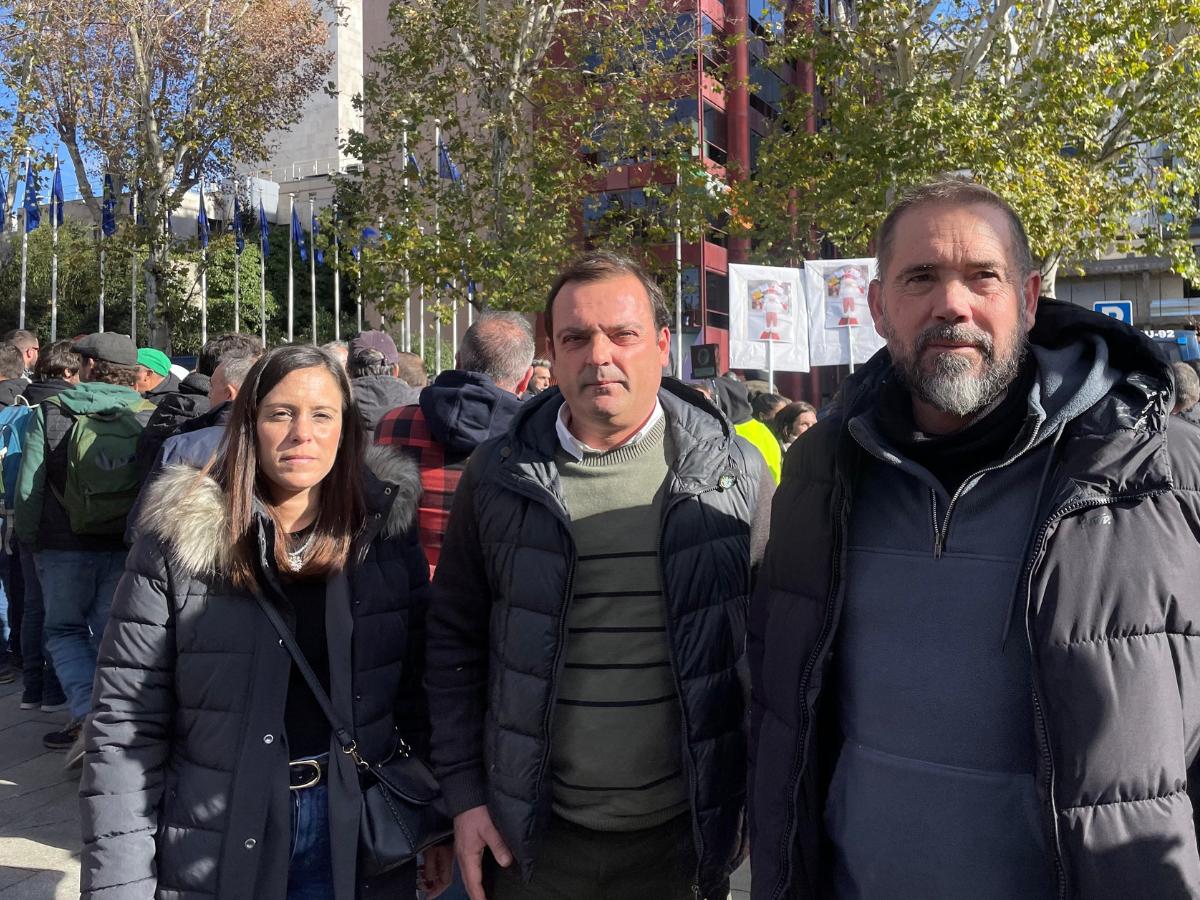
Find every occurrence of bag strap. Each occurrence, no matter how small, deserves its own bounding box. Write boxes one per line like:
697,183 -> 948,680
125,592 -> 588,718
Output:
250,586 -> 372,770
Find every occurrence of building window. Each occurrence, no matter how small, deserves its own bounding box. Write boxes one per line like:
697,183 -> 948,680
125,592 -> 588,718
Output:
703,102 -> 727,165
706,269 -> 729,330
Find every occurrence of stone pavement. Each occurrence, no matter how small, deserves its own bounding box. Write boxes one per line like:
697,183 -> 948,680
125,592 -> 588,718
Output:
0,680 -> 80,899
0,677 -> 751,899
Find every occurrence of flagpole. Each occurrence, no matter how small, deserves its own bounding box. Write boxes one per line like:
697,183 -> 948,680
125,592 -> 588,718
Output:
18,150 -> 30,330
401,120 -> 411,352
200,179 -> 208,348
287,192 -> 295,342
309,194 -> 317,345
98,241 -> 105,332
418,225 -> 425,362
332,197 -> 341,342
233,184 -> 241,334
675,165 -> 683,379
130,190 -> 138,345
434,119 -> 442,375
259,190 -> 267,346
376,215 -> 385,329
466,236 -> 474,327
50,155 -> 59,340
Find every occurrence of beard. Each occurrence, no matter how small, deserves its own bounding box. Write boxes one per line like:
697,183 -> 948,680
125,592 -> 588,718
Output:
883,316 -> 1028,418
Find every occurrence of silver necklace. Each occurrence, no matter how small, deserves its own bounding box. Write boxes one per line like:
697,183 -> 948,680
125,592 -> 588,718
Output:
285,531 -> 316,572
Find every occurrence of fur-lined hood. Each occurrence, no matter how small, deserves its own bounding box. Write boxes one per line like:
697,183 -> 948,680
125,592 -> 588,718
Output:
138,445 -> 422,579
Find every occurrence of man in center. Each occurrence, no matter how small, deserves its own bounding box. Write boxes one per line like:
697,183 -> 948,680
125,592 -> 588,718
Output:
428,251 -> 772,900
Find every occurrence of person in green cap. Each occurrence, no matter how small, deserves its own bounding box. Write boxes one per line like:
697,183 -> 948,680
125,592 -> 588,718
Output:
135,348 -> 180,405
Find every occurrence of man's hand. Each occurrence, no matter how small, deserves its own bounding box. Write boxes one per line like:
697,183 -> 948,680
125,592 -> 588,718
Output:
419,843 -> 455,899
454,805 -> 513,900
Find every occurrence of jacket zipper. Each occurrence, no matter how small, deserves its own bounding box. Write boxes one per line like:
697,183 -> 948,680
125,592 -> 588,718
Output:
1020,487 -> 1168,900
932,424 -> 1041,558
771,482 -> 846,900
500,470 -> 578,864
659,476 -> 725,899
533,548 -> 575,816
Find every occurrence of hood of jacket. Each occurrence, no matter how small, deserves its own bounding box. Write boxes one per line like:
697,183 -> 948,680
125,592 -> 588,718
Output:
832,299 -> 1170,428
178,371 -> 211,396
418,370 -> 524,454
352,374 -> 420,431
21,378 -> 74,406
0,378 -> 25,407
137,445 -> 421,579
712,376 -> 753,425
51,380 -> 147,416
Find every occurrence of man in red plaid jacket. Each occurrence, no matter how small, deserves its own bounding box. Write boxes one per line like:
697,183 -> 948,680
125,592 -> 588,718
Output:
375,313 -> 534,574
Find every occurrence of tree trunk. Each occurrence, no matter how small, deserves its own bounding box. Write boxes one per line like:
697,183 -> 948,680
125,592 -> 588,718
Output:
143,249 -> 172,352
1040,254 -> 1060,299
141,188 -> 173,351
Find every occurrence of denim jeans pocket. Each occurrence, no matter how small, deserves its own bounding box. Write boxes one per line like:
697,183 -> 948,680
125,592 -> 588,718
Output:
288,791 -> 302,864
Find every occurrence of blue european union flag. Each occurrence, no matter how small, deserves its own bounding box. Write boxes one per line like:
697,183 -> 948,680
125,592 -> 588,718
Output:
102,175 -> 117,237
292,207 -> 307,263
23,162 -> 40,232
258,200 -> 270,257
233,194 -> 245,255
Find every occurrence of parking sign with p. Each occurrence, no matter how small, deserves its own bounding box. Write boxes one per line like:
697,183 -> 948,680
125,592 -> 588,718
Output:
1093,301 -> 1133,325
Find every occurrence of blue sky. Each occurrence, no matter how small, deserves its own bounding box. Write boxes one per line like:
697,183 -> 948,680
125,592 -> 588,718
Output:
1,83 -> 87,206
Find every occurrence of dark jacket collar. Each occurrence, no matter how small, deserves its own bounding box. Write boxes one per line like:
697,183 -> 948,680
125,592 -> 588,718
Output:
179,372 -> 211,396
138,446 -> 421,579
0,378 -> 25,407
504,377 -> 739,490
146,372 -> 182,398
20,378 -> 74,406
830,299 -> 1175,498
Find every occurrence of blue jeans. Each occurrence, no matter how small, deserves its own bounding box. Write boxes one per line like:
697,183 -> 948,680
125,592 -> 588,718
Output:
0,549 -> 10,665
19,541 -> 64,702
287,777 -> 334,900
37,549 -> 127,720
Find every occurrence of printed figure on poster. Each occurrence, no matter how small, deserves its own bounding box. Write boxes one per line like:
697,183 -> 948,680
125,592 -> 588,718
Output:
748,279 -> 793,342
804,257 -> 886,368
824,263 -> 869,329
727,263 -> 810,373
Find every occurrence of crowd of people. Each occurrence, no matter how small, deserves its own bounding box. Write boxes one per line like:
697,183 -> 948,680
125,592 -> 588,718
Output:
1,174 -> 1200,900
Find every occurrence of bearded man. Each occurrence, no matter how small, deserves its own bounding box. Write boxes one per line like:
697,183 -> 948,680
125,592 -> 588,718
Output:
748,176 -> 1200,899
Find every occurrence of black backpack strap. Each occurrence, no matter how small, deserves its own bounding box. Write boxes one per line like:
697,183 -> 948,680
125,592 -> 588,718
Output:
250,587 -> 364,762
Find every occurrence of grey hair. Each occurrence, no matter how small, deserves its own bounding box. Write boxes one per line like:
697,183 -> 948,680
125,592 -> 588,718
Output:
876,175 -> 1035,282
531,358 -> 552,370
1172,361 -> 1200,411
348,347 -> 392,379
321,340 -> 350,366
458,312 -> 535,388
222,353 -> 261,390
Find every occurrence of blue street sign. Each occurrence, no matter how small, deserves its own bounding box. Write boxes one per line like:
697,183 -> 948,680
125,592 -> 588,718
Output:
1093,300 -> 1133,324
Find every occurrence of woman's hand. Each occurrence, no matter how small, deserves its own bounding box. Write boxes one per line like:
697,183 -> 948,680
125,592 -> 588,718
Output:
419,842 -> 455,899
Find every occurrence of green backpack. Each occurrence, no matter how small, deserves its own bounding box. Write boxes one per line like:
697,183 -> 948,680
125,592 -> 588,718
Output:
50,399 -> 155,536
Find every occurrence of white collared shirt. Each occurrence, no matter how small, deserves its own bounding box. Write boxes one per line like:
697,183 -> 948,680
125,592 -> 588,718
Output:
555,399 -> 665,462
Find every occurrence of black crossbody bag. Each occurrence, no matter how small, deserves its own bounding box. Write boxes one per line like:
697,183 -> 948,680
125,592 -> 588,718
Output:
253,589 -> 453,876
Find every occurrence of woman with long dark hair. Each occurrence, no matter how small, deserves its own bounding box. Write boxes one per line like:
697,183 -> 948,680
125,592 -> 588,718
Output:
79,345 -> 452,900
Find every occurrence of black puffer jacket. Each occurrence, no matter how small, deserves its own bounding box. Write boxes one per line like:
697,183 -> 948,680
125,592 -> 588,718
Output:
428,380 -> 772,898
80,448 -> 430,900
748,301 -> 1200,899
134,372 -> 212,477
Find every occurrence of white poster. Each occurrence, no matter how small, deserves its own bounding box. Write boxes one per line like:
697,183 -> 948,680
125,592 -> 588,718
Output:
804,258 -> 887,367
728,264 -> 810,372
